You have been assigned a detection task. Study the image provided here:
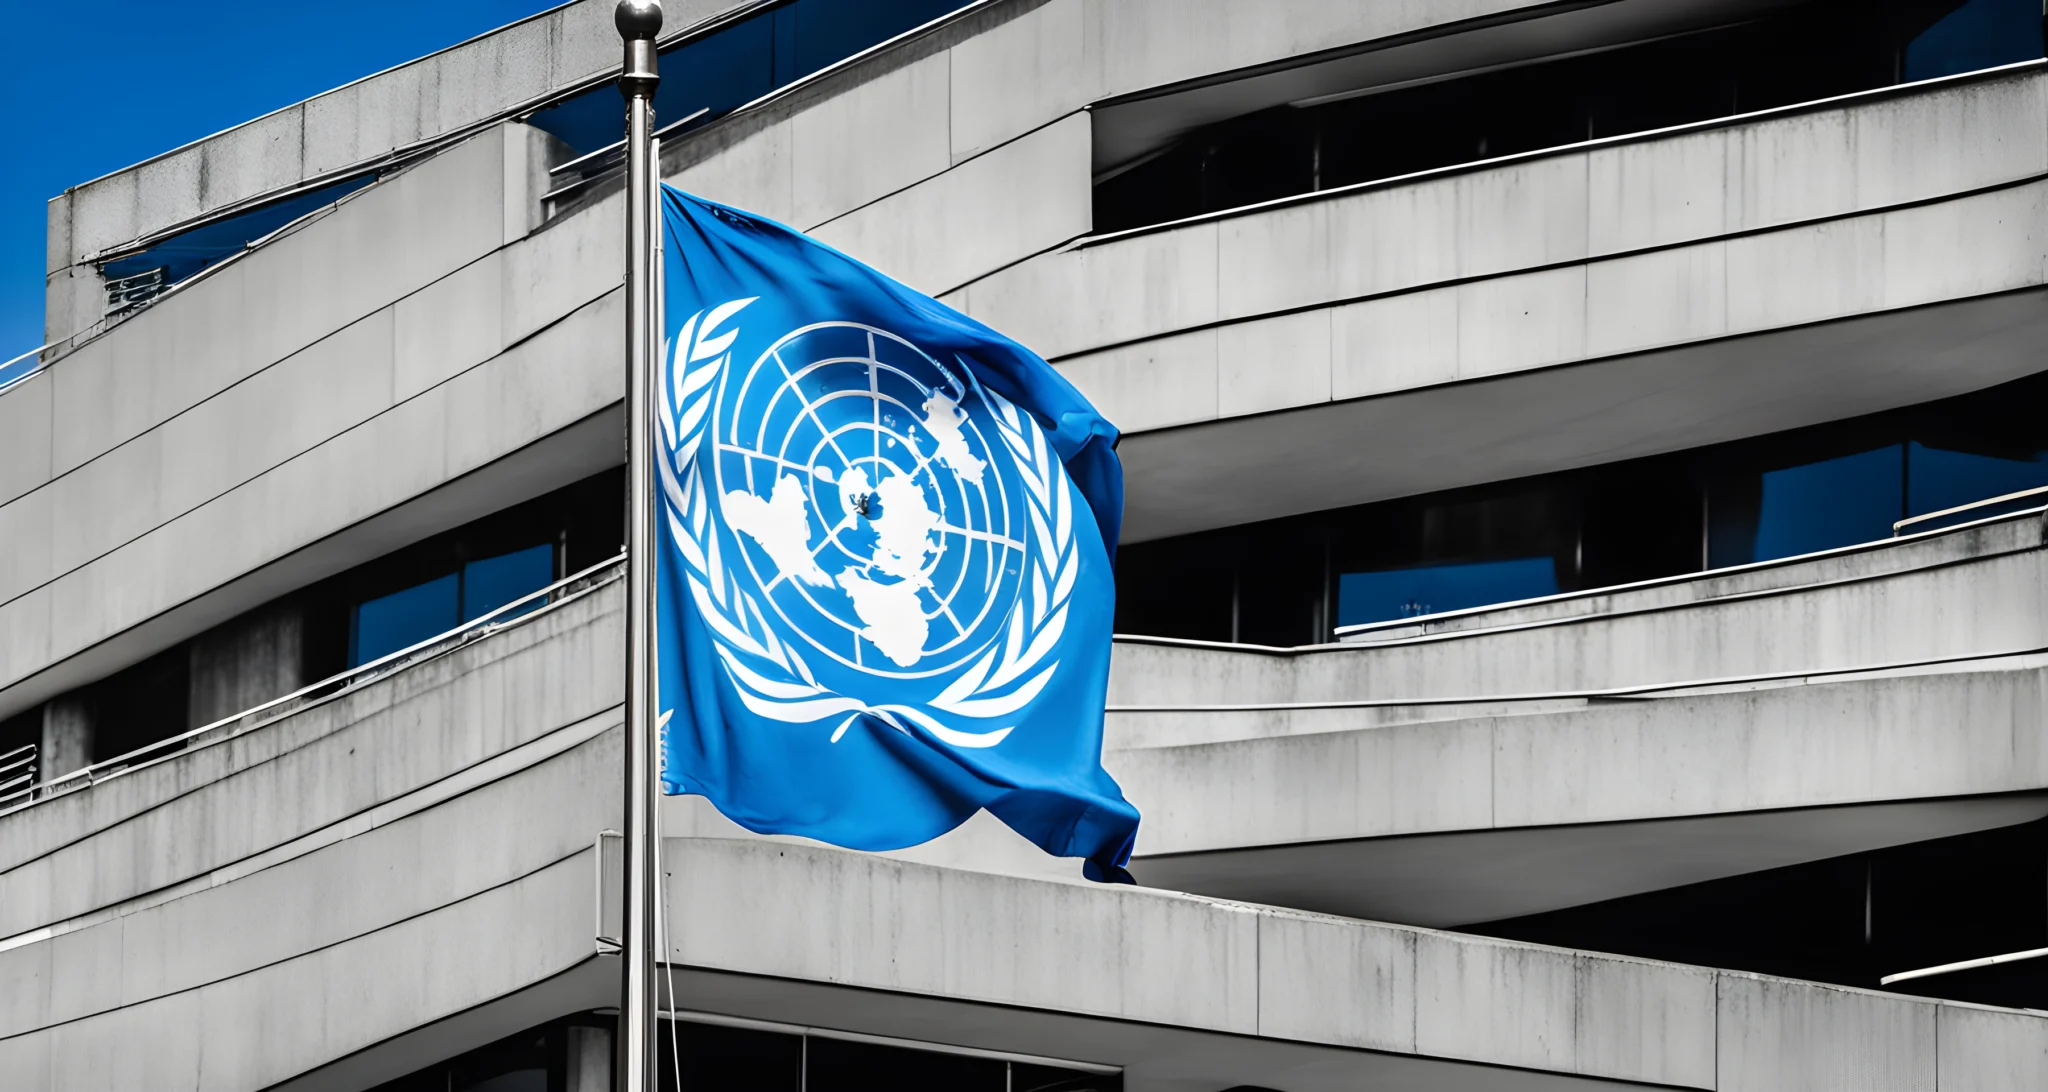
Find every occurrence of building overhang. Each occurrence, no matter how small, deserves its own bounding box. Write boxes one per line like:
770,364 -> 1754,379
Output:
1119,286 -> 2048,541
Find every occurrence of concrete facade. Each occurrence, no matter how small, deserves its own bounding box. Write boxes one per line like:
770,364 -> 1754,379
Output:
8,0 -> 2048,1089
7,578 -> 2048,1090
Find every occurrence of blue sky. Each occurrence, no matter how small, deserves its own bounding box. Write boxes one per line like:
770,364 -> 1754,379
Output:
0,0 -> 553,360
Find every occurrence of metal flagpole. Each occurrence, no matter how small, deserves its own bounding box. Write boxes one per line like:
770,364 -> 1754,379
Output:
615,2 -> 663,1091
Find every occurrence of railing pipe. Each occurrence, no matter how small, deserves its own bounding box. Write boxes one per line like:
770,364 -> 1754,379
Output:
0,554 -> 624,815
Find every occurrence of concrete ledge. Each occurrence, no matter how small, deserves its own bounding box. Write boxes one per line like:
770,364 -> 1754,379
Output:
671,837 -> 2048,1091
52,0 -> 751,268
0,587 -> 2041,1089
0,580 -> 622,934
949,69 -> 2048,541
1107,511 -> 2048,710
1115,656 -> 2048,925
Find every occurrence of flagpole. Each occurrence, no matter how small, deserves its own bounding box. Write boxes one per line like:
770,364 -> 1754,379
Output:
616,2 -> 663,1091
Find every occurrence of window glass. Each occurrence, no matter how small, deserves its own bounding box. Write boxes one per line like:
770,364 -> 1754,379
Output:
1096,0 -> 2046,234
462,544 -> 556,623
805,1036 -> 1006,1092
529,0 -> 970,154
101,174 -> 377,288
1906,442 -> 2048,520
1904,0 -> 2043,82
1338,557 -> 1559,627
1750,445 -> 1903,562
660,1020 -> 803,1092
350,573 -> 459,667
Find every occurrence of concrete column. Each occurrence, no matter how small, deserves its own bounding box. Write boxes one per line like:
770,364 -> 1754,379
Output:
38,695 -> 92,781
564,1024 -> 612,1092
187,601 -> 307,729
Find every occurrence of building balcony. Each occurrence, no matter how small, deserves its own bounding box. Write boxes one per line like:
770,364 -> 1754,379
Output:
5,569 -> 2047,1090
952,63 -> 2048,544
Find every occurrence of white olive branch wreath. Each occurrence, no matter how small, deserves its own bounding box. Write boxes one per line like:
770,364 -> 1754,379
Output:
656,301 -> 1077,751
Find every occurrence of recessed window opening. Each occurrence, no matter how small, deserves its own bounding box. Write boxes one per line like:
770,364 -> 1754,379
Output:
1095,0 -> 2047,234
1117,369 -> 2048,646
94,173 -> 379,313
347,543 -> 557,668
365,1012 -> 1120,1091
527,0 -> 971,155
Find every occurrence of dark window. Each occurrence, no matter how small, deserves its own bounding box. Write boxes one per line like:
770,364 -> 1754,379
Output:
805,1036 -> 1006,1092
1095,0 -> 2046,234
528,0 -> 970,155
1471,816 -> 2048,1010
660,1020 -> 803,1092
98,174 -> 377,300
90,646 -> 192,763
331,470 -> 622,669
376,1015 -> 1115,1092
1117,370 -> 2048,643
1904,0 -> 2045,81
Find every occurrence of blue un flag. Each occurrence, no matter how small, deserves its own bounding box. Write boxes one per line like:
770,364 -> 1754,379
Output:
653,186 -> 1139,882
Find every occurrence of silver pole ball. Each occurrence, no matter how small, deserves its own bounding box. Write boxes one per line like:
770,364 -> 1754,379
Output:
616,0 -> 662,42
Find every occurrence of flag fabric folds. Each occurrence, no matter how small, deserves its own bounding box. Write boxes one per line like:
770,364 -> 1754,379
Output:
653,185 -> 1139,881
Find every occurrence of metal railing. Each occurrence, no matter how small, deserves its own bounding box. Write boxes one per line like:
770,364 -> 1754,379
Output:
1,554 -> 625,817
0,745 -> 35,809
1894,483 -> 2048,535
0,342 -> 55,397
1322,496 -> 2048,645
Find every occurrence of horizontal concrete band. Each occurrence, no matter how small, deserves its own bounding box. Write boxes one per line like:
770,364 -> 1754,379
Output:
949,67 -> 2048,540
1113,653 -> 2048,853
981,65 -> 2048,368
17,523 -> 2048,935
10,812 -> 2044,1092
1107,510 -> 2048,708
47,0 -> 759,271
0,534 -> 2037,1089
51,0 -> 1577,275
672,838 -> 2048,1092
0,577 -> 624,936
1110,643 -> 2048,925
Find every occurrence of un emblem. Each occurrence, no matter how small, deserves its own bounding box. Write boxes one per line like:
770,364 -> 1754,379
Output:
657,298 -> 1078,750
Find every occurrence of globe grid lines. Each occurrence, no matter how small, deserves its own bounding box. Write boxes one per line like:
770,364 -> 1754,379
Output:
781,370 -> 1003,650
714,321 -> 1028,678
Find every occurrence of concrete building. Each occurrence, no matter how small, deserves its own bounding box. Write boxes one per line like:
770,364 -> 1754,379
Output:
7,0 -> 2048,1087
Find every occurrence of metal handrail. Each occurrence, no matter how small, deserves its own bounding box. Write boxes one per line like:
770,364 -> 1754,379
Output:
1330,498 -> 2048,642
0,342 -> 55,396
5,554 -> 625,814
1106,640 -> 2048,714
1894,483 -> 2048,534
549,107 -> 708,179
1882,944 -> 2048,985
0,744 -> 36,808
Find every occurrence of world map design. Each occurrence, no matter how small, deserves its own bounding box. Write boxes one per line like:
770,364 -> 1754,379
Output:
709,321 -> 1029,677
659,299 -> 1081,749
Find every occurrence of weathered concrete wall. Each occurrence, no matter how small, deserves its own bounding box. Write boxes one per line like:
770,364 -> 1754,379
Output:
185,599 -> 306,729
34,697 -> 89,783
969,67 -> 2048,540
1112,651 -> 2048,924
0,575 -> 621,934
2,554 -> 2044,1091
15,5 -> 2043,724
44,0 -> 749,264
50,0 -> 1571,277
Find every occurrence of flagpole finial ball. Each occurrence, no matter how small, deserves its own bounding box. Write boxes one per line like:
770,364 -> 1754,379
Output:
616,0 -> 662,41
